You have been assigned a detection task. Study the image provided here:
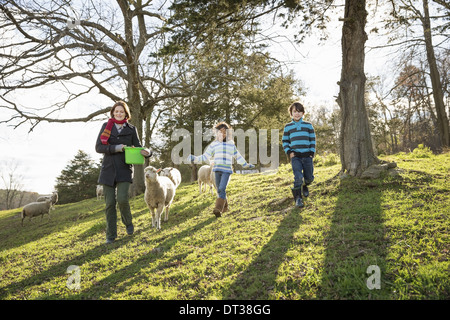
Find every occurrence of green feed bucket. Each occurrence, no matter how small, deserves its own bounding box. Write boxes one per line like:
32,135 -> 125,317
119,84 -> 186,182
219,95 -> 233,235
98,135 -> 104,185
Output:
124,147 -> 145,164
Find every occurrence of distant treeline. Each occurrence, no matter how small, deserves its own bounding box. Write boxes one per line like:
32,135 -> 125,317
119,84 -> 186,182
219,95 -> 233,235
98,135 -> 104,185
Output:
0,190 -> 39,211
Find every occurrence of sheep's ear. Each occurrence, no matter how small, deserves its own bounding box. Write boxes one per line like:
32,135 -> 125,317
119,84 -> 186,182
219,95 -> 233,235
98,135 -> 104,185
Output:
156,168 -> 162,173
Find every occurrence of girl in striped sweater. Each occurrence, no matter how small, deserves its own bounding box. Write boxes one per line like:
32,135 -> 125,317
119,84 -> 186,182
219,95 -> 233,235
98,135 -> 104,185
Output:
187,122 -> 255,217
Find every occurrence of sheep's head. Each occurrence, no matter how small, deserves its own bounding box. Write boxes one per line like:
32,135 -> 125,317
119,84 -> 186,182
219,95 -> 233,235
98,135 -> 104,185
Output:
144,166 -> 161,182
160,167 -> 172,177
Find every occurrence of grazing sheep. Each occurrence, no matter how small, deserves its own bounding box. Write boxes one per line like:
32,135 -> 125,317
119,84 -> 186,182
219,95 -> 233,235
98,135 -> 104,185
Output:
50,191 -> 58,205
160,167 -> 182,188
96,185 -> 104,200
21,199 -> 53,226
197,165 -> 216,195
144,166 -> 176,230
36,195 -> 49,202
36,192 -> 58,210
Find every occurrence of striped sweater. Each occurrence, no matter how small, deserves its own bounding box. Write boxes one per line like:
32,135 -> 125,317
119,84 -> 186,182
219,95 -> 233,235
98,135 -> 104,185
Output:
282,118 -> 316,157
189,140 -> 252,173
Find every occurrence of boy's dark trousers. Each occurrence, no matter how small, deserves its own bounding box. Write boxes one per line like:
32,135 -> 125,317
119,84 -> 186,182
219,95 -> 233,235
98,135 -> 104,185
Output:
290,156 -> 314,206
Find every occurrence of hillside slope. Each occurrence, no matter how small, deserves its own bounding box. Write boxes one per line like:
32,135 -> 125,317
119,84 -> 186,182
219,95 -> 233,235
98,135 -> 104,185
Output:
0,153 -> 449,300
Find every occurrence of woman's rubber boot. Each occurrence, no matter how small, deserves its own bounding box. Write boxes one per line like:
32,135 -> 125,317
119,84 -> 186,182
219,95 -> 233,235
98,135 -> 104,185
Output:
213,198 -> 226,217
291,187 -> 304,208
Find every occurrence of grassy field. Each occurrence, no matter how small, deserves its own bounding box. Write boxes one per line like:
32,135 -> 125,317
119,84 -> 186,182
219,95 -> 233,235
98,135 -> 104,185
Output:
0,152 -> 449,300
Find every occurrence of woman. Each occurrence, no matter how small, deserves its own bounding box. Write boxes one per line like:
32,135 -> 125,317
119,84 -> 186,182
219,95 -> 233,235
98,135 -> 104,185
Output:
95,101 -> 152,244
187,122 -> 254,217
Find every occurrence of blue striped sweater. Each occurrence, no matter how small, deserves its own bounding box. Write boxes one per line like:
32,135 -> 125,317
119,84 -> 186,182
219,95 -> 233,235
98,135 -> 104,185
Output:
189,140 -> 252,173
282,118 -> 316,157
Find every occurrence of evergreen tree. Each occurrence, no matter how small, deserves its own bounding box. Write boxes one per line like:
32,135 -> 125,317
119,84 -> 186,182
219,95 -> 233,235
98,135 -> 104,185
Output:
55,150 -> 100,204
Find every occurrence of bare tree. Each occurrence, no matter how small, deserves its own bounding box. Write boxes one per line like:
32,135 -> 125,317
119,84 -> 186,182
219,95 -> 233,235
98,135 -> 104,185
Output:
0,0 -> 195,194
421,0 -> 449,147
383,0 -> 450,148
1,160 -> 24,210
336,0 -> 379,176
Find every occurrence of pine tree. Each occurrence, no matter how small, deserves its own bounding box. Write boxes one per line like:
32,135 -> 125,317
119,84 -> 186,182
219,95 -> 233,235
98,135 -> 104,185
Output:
55,150 -> 100,204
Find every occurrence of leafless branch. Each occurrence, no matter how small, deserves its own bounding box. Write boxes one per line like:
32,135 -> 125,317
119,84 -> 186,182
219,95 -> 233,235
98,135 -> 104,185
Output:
0,0 -> 180,132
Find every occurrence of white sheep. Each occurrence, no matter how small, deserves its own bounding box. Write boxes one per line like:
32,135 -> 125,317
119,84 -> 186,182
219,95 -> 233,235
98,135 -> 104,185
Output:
160,167 -> 182,188
96,185 -> 104,200
36,191 -> 58,210
36,195 -> 49,202
197,165 -> 216,195
21,199 -> 53,226
50,192 -> 58,205
37,191 -> 58,205
144,166 -> 176,230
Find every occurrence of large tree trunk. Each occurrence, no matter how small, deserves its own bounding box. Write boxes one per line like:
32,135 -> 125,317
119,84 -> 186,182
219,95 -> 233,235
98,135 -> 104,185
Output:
337,0 -> 378,176
127,78 -> 146,197
422,0 -> 450,148
129,113 -> 146,197
120,0 -> 146,197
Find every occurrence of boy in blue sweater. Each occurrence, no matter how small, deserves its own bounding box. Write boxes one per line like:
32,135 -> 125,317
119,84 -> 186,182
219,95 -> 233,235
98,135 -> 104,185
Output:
282,102 -> 316,208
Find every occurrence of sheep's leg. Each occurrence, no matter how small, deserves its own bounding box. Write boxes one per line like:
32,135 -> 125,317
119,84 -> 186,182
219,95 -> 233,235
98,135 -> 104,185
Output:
164,205 -> 170,222
199,181 -> 202,194
150,207 -> 156,228
156,204 -> 164,230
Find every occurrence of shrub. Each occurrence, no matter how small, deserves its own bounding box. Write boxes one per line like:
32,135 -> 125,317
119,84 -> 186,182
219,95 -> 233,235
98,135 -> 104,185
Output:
410,144 -> 433,158
314,153 -> 340,167
323,153 -> 339,166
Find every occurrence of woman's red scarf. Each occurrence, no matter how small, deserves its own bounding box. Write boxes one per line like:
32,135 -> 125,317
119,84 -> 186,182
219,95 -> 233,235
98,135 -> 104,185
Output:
100,118 -> 128,145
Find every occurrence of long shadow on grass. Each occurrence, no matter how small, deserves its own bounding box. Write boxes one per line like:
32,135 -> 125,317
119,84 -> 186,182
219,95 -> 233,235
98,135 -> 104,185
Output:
318,176 -> 390,299
223,207 -> 302,299
0,234 -> 135,299
49,216 -> 217,299
0,204 -> 105,252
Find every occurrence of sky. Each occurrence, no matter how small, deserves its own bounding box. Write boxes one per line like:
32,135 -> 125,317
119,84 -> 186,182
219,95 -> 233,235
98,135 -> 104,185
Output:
0,2 -> 393,195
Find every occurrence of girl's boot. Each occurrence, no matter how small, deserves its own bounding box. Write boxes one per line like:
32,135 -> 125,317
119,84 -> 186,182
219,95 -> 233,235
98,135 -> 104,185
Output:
222,199 -> 228,213
213,197 -> 226,217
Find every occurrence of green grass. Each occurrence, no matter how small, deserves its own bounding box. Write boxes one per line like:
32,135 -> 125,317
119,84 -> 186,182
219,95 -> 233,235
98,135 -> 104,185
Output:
0,153 -> 449,300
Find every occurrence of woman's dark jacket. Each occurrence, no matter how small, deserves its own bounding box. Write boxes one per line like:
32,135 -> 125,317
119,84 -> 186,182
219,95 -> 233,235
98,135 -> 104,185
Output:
95,122 -> 143,187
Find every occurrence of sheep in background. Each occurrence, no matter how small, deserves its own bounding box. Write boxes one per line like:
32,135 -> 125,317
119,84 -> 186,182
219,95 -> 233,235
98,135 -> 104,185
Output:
160,167 -> 182,188
197,165 -> 216,195
144,166 -> 176,230
96,185 -> 104,200
21,199 -> 53,226
36,195 -> 49,202
50,191 -> 58,205
36,191 -> 58,210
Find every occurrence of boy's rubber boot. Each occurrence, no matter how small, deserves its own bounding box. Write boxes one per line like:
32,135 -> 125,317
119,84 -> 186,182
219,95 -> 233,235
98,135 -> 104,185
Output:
291,187 -> 304,208
213,198 -> 226,217
302,184 -> 309,198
